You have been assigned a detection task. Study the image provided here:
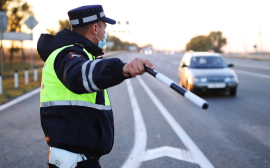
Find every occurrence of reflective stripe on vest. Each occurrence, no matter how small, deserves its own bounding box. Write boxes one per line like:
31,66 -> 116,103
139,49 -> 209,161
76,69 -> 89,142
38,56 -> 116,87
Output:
40,100 -> 111,110
40,44 -> 111,109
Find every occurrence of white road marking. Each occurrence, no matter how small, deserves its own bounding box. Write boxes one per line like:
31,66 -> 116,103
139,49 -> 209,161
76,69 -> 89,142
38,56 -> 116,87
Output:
234,63 -> 270,70
137,76 -> 215,168
143,146 -> 194,163
235,70 -> 270,79
0,87 -> 40,111
121,80 -> 147,168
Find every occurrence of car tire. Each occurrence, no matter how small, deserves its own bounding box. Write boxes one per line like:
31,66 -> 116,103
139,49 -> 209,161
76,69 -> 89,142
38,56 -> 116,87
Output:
229,88 -> 237,96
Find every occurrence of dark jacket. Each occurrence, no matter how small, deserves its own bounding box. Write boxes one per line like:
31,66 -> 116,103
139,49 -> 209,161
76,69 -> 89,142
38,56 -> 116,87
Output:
37,28 -> 127,159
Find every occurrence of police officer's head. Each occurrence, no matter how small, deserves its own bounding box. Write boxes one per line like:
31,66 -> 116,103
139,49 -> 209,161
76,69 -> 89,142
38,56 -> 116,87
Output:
68,5 -> 116,48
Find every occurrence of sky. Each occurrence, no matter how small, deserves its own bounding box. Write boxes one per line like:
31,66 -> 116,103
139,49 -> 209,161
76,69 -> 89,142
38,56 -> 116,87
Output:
11,0 -> 270,53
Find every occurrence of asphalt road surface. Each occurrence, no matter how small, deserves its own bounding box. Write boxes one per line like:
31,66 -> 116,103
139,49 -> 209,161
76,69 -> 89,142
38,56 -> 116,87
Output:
0,52 -> 269,168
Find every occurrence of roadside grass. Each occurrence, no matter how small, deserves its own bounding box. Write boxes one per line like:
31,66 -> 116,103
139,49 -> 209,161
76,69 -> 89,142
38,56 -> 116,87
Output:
0,63 -> 43,105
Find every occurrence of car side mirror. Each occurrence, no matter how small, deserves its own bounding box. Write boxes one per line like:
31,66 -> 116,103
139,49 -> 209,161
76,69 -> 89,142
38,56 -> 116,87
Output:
228,64 -> 234,68
182,64 -> 188,68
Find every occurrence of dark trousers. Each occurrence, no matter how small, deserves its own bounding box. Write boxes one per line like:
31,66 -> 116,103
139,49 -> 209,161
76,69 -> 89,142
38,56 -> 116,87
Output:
48,159 -> 101,168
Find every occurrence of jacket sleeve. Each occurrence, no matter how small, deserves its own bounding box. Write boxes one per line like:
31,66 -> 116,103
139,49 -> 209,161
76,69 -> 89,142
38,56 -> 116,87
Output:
54,45 -> 127,94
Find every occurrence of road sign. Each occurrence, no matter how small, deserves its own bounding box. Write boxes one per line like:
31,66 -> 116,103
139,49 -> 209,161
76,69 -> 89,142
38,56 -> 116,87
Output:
0,12 -> 7,74
24,15 -> 38,30
3,32 -> 32,40
0,12 -> 7,32
24,15 -> 38,72
129,46 -> 137,51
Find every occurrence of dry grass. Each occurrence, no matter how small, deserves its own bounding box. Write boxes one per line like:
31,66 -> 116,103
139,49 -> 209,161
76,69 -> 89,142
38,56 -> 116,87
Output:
0,49 -> 44,104
0,48 -> 43,104
0,68 -> 42,104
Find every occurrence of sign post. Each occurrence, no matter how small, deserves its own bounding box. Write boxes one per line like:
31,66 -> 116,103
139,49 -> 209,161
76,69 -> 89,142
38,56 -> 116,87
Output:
24,15 -> 38,74
254,45 -> 257,55
0,12 -> 7,74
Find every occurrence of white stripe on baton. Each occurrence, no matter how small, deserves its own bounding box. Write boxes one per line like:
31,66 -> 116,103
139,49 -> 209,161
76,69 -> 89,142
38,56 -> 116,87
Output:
144,66 -> 209,109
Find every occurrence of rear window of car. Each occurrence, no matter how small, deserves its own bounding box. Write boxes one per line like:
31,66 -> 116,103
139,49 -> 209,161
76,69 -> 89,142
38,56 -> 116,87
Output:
189,56 -> 228,69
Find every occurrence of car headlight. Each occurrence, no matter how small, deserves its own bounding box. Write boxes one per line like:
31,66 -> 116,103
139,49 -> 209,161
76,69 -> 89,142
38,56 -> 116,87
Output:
224,76 -> 236,82
188,77 -> 199,84
200,77 -> 207,82
189,77 -> 207,83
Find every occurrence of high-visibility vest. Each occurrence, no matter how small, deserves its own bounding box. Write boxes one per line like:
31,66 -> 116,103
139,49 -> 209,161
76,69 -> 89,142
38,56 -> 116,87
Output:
40,45 -> 111,109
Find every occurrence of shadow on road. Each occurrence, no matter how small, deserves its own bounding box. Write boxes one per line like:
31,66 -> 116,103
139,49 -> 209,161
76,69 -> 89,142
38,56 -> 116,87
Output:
195,92 -> 237,99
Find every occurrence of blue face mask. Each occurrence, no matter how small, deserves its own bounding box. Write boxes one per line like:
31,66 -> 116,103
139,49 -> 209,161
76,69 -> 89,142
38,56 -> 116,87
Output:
94,25 -> 107,49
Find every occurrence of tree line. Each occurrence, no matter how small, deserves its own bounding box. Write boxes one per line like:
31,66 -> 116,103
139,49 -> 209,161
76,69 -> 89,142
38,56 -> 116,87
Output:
1,0 -> 227,64
186,31 -> 227,53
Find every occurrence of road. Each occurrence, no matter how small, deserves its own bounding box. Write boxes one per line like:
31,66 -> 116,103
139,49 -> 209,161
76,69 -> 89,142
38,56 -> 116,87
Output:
0,52 -> 269,168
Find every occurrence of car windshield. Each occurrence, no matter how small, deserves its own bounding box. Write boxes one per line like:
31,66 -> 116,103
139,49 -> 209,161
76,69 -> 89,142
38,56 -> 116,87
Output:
189,56 -> 227,69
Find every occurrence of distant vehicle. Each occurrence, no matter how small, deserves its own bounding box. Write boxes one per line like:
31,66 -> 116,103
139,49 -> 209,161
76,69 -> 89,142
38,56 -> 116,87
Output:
178,51 -> 239,96
128,46 -> 137,51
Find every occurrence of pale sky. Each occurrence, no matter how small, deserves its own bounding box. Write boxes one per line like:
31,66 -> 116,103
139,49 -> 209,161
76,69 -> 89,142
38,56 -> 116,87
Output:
18,0 -> 270,53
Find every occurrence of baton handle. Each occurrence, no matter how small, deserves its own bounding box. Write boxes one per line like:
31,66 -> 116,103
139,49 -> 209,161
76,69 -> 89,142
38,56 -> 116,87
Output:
144,65 -> 209,110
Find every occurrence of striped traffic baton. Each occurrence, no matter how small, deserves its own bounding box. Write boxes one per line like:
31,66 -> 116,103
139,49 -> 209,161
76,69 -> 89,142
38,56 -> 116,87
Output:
144,65 -> 209,110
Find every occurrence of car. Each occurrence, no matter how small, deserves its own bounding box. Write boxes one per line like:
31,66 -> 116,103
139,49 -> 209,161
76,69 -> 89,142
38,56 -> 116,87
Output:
178,51 -> 239,96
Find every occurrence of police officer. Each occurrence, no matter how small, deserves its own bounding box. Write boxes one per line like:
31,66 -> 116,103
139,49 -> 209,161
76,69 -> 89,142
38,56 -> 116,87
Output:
37,4 -> 154,168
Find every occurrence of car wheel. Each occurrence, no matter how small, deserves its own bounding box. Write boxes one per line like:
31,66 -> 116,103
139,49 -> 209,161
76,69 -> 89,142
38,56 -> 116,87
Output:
229,88 -> 237,96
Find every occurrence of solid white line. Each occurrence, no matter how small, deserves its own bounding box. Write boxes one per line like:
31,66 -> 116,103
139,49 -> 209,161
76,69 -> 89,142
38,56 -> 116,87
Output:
0,87 -> 40,111
235,63 -> 270,70
235,70 -> 270,79
137,76 -> 215,168
143,146 -> 194,163
121,80 -> 147,168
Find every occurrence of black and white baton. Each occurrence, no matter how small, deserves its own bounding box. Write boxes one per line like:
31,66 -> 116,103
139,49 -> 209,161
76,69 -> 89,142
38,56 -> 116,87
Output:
144,66 -> 209,110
